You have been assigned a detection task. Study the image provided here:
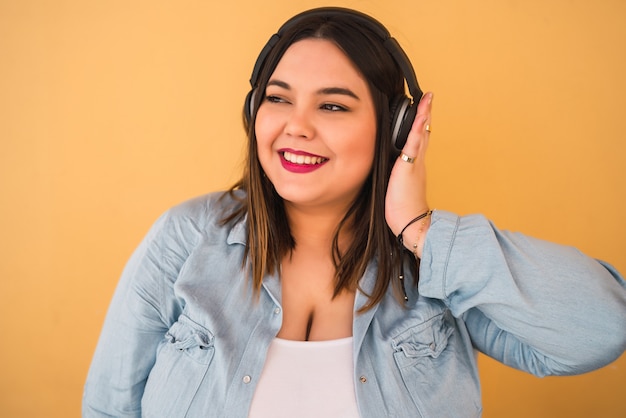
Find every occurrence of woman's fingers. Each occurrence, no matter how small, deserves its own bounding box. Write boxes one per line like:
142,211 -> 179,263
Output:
385,92 -> 434,236
400,92 -> 433,161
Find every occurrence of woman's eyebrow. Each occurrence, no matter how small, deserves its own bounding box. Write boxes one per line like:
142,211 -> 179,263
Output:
266,79 -> 360,100
318,87 -> 360,100
267,79 -> 290,89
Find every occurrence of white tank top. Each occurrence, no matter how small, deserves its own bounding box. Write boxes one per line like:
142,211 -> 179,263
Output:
248,337 -> 360,418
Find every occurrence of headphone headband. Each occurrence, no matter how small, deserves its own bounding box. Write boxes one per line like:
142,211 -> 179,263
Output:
250,8 -> 421,97
250,8 -> 388,87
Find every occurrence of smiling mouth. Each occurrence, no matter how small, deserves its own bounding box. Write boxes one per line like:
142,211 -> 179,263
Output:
282,151 -> 328,165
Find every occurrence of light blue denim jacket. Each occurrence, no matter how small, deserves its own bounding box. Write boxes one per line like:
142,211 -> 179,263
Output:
83,192 -> 626,417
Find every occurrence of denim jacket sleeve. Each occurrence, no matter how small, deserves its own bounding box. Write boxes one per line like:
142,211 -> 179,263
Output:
82,200 -> 208,417
418,210 -> 626,377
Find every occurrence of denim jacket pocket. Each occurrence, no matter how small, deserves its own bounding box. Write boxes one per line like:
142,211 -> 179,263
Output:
390,311 -> 481,417
391,312 -> 454,368
165,315 -> 215,364
142,315 -> 215,417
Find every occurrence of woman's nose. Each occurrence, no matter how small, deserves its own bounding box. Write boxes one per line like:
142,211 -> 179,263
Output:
284,106 -> 314,139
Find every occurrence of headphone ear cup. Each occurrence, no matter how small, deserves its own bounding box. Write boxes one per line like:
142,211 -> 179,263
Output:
244,89 -> 257,125
390,95 -> 416,151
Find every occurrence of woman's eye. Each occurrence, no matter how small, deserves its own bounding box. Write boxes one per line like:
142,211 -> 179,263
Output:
265,95 -> 287,104
321,103 -> 347,112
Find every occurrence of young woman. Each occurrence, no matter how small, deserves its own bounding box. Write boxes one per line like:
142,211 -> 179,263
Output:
83,8 -> 626,418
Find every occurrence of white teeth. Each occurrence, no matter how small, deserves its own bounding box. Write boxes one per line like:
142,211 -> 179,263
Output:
283,151 -> 325,165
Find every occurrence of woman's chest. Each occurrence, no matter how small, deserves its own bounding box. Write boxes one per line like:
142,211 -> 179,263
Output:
145,263 -> 482,417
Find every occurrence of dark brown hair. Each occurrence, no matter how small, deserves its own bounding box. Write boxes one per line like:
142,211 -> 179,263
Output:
222,11 -> 413,311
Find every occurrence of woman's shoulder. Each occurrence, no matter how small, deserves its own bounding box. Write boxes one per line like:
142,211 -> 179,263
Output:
150,190 -> 247,244
168,190 -> 245,222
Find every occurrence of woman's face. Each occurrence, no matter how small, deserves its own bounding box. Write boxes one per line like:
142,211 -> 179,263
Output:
255,38 -> 377,214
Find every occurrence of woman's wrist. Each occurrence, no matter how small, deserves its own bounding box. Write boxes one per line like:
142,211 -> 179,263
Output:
401,216 -> 431,259
397,210 -> 432,259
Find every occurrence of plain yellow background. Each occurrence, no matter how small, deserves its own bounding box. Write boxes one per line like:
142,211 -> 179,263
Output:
1,0 -> 624,416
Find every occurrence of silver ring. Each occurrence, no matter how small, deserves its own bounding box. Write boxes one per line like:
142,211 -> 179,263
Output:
400,153 -> 415,164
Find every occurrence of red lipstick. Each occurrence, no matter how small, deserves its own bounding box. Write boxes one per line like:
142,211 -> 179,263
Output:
279,149 -> 328,174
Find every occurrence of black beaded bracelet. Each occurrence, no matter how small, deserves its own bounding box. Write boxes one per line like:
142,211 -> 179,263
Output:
396,210 -> 432,302
397,210 -> 432,247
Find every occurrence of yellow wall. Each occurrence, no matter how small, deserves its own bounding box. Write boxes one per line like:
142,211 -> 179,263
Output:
1,0 -> 624,416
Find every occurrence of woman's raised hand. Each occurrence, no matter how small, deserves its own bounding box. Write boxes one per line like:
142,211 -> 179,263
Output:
385,92 -> 433,258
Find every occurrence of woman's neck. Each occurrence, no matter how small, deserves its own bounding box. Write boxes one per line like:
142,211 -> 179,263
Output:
284,202 -> 353,253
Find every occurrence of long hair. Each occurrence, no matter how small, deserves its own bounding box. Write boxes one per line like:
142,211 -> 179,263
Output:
221,11 -> 413,311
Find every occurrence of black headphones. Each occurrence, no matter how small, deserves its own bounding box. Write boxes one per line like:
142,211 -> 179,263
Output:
245,7 -> 423,152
